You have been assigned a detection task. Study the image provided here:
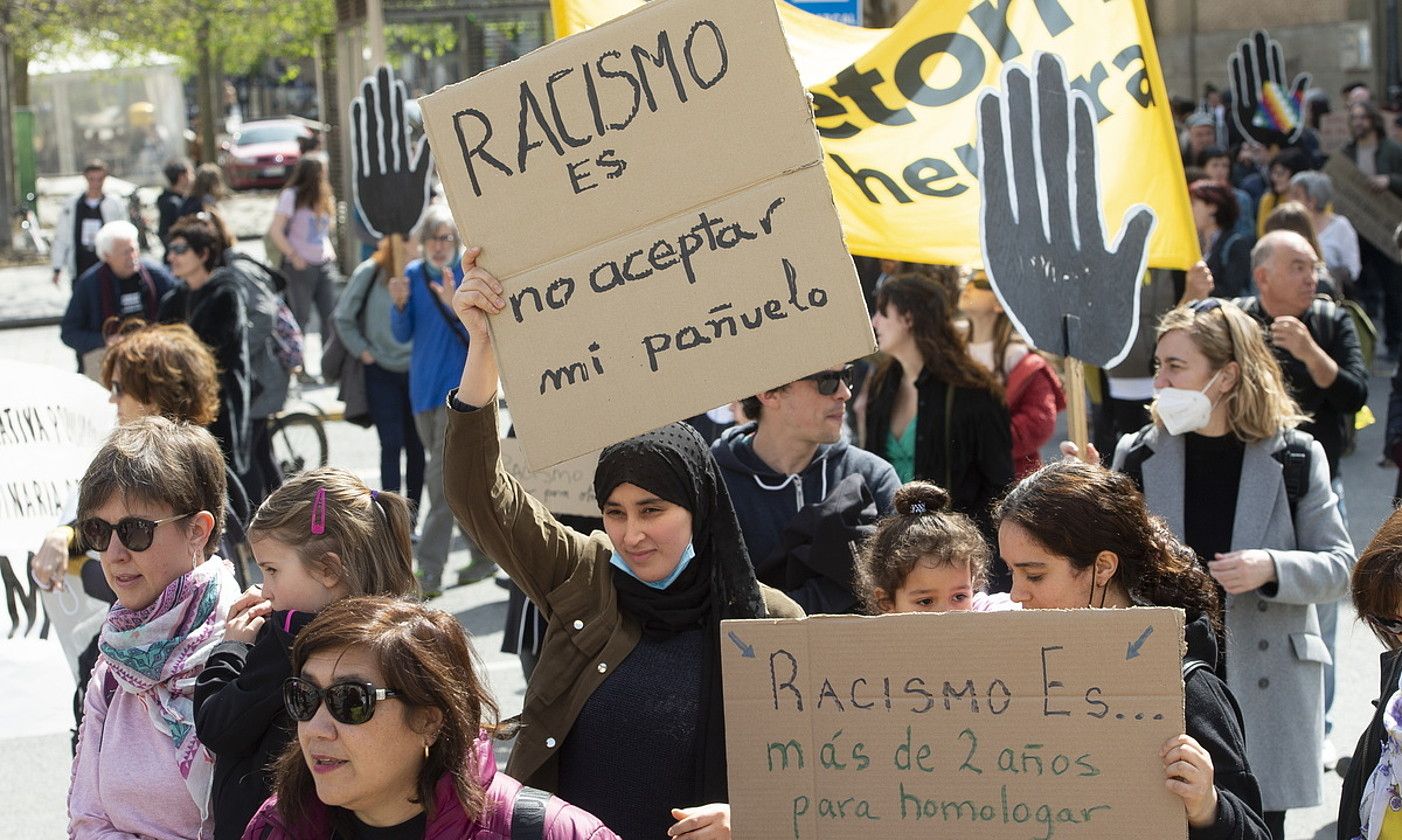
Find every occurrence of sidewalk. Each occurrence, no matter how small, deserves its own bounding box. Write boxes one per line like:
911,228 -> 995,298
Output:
0,263 -> 71,327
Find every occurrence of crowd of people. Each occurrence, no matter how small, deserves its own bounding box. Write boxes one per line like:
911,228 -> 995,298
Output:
28,77 -> 1402,840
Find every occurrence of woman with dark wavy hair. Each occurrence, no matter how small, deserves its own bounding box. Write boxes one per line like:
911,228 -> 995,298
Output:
243,596 -> 616,839
859,273 -> 1013,583
996,459 -> 1270,840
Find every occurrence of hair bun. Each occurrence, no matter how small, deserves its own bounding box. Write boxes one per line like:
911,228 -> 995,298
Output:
893,481 -> 951,515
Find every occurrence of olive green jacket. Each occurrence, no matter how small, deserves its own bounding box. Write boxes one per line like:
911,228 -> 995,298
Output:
442,396 -> 803,790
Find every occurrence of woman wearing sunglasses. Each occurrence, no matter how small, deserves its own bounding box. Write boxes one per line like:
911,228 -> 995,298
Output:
1339,508 -> 1402,840
441,249 -> 803,840
1101,300 -> 1354,839
243,596 -> 617,839
860,273 -> 1014,582
69,416 -> 241,839
160,211 -> 254,489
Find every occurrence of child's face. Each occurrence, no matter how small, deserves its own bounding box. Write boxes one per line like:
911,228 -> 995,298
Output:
884,560 -> 974,613
251,538 -> 348,613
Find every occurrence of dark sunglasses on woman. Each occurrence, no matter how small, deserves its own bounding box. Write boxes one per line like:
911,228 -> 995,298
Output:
800,364 -> 855,396
78,512 -> 193,553
284,677 -> 401,725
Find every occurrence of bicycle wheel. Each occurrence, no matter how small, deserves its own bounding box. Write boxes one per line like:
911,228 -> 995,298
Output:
270,412 -> 329,477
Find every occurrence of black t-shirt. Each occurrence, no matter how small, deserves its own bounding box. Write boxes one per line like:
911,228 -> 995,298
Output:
117,272 -> 145,317
331,809 -> 427,839
1184,431 -> 1244,674
74,197 -> 105,278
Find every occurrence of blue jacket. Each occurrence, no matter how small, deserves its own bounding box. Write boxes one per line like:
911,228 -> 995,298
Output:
61,258 -> 175,355
390,258 -> 470,414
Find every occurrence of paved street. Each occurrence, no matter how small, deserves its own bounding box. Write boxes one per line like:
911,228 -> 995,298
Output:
0,227 -> 1393,836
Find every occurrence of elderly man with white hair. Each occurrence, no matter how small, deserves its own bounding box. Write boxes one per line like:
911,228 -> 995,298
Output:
60,219 -> 176,379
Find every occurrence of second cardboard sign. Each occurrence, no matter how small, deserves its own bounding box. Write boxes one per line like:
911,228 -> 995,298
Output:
421,0 -> 874,469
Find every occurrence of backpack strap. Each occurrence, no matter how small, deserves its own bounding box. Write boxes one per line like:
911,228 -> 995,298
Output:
512,785 -> 552,840
1117,424 -> 1157,493
1271,428 -> 1312,526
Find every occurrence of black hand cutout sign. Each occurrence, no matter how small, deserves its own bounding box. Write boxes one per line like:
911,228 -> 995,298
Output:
350,65 -> 434,239
977,52 -> 1156,369
1228,30 -> 1310,147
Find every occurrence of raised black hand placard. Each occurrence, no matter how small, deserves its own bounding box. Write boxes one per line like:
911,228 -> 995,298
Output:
349,65 -> 434,241
977,52 -> 1156,369
1228,30 -> 1309,147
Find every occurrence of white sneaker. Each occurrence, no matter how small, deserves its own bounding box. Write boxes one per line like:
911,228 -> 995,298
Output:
1322,737 -> 1339,772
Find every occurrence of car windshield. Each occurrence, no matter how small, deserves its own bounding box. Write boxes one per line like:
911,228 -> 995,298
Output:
234,125 -> 301,146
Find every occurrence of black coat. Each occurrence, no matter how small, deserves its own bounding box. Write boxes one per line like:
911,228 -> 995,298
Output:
1182,613 -> 1272,840
160,270 -> 252,475
1205,229 -> 1254,299
862,362 -> 1013,538
1338,647 -> 1402,840
194,610 -> 315,840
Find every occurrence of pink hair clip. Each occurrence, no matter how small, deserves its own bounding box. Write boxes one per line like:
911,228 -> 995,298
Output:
310,487 -> 327,535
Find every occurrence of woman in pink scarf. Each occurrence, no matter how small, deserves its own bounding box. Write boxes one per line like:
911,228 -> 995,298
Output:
68,416 -> 240,839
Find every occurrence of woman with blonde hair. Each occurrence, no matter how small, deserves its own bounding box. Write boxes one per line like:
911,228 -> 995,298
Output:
1108,299 -> 1354,839
269,155 -> 339,340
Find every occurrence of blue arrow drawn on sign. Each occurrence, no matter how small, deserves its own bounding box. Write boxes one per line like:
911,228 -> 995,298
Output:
727,631 -> 755,658
1126,625 -> 1154,660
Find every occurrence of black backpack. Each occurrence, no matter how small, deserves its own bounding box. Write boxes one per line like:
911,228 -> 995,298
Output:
512,786 -> 551,840
1119,425 -> 1312,524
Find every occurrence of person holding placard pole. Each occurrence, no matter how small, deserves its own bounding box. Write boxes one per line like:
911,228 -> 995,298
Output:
388,205 -> 488,594
995,458 -> 1271,840
441,246 -> 803,840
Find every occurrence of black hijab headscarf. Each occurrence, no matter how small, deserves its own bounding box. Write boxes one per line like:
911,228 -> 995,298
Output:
593,420 -> 767,803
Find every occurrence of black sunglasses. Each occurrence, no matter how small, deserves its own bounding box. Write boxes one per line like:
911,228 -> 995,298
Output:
284,676 -> 401,725
167,242 -> 192,255
79,512 -> 194,552
800,365 -> 855,396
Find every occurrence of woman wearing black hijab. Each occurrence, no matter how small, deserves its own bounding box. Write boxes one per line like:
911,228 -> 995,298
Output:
442,247 -> 803,839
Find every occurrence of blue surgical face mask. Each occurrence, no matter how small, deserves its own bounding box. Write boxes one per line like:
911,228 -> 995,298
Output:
611,542 -> 696,590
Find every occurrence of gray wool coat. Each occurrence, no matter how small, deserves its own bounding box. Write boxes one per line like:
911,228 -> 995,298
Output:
1112,426 -> 1355,811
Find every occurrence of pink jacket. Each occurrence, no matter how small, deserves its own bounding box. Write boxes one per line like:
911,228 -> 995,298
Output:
1005,353 -> 1066,479
69,661 -> 214,839
242,732 -> 617,840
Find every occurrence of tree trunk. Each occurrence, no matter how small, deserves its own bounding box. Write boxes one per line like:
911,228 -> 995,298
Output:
197,18 -> 217,164
13,50 -> 26,108
0,30 -> 15,255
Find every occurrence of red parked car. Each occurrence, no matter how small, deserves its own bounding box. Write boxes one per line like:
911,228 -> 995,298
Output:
221,119 -> 314,190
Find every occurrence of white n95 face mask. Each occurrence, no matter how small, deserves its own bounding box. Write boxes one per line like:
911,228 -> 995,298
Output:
1155,371 -> 1222,436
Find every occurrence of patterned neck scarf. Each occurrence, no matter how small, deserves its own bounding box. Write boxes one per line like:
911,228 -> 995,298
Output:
99,557 -> 238,820
1359,666 -> 1402,839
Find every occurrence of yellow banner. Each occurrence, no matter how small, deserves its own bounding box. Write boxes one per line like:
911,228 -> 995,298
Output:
552,0 -> 1198,269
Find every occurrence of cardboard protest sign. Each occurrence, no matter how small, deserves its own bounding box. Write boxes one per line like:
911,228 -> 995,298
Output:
498,438 -> 599,518
350,65 -> 433,277
422,0 -> 874,469
1227,31 -> 1309,147
1322,154 -> 1402,263
555,0 -> 1198,270
722,608 -> 1188,840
